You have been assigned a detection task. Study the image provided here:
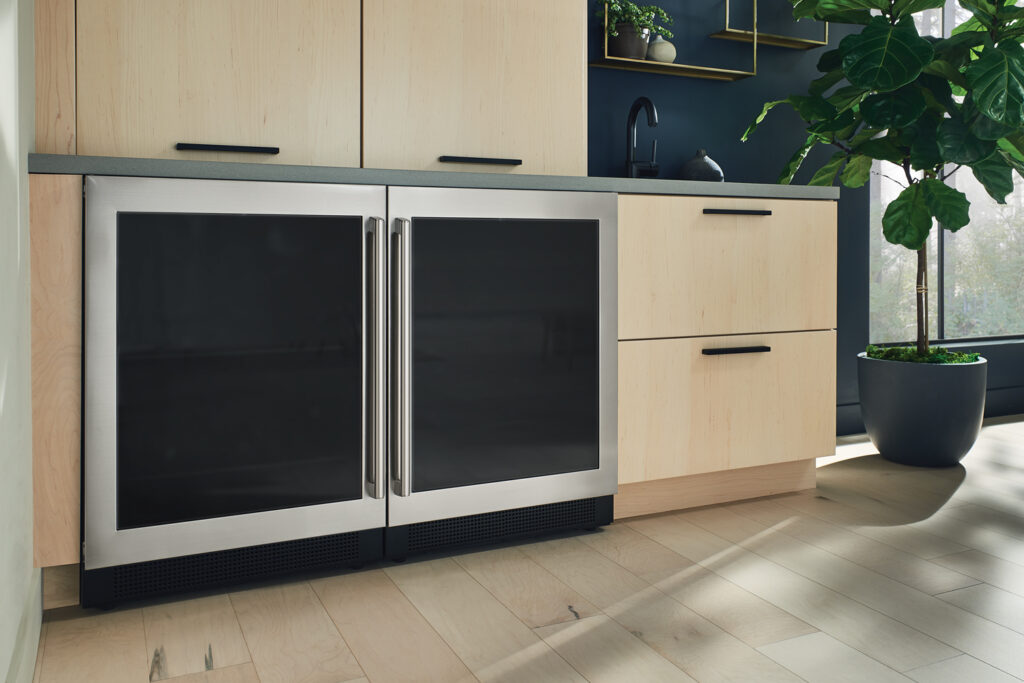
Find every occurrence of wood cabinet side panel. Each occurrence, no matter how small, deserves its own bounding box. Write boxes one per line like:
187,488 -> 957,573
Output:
32,174 -> 83,568
362,0 -> 587,175
35,0 -> 76,154
618,195 -> 838,339
76,0 -> 361,167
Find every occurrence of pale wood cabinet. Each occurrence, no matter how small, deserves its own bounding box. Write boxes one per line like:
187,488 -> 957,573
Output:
618,194 -> 838,340
75,0 -> 361,167
618,331 -> 836,484
362,0 -> 587,175
615,194 -> 838,518
31,174 -> 83,568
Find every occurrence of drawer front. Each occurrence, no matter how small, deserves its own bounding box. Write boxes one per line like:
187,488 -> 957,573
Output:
618,330 -> 836,484
618,195 -> 837,340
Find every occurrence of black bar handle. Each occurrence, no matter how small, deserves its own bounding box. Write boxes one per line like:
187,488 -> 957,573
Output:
702,346 -> 772,355
176,143 -> 280,154
438,155 -> 523,166
702,208 -> 772,216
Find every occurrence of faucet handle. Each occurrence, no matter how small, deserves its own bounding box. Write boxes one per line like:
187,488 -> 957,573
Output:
651,139 -> 658,163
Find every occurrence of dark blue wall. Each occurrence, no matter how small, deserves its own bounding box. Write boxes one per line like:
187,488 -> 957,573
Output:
586,0 -> 870,431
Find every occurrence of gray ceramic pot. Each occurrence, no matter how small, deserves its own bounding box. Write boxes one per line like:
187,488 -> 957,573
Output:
608,23 -> 650,59
857,352 -> 987,467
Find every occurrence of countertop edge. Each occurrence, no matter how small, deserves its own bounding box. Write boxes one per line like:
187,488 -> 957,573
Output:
28,154 -> 841,201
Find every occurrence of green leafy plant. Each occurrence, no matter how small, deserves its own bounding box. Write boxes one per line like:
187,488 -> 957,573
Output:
743,0 -> 1024,360
597,1 -> 674,38
865,344 -> 980,363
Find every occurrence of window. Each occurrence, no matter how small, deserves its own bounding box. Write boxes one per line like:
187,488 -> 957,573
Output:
868,5 -> 1024,344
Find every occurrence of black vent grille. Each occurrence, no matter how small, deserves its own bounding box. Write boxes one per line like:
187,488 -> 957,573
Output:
406,498 -> 599,554
107,531 -> 361,603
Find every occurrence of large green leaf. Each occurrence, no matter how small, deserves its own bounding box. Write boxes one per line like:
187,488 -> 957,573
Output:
827,85 -> 869,111
970,151 -> 1014,203
997,148 -> 1024,179
840,154 -> 874,187
923,60 -> 968,89
809,69 -> 846,97
893,0 -> 946,18
971,111 -> 1017,139
808,152 -> 848,186
790,95 -> 839,121
809,108 -> 858,135
855,137 -> 906,163
966,42 -> 1024,125
778,135 -> 820,184
909,111 -> 944,169
937,117 -> 996,163
883,183 -> 933,249
920,178 -> 971,229
840,16 -> 935,92
742,100 -> 785,141
817,49 -> 842,73
860,86 -> 928,128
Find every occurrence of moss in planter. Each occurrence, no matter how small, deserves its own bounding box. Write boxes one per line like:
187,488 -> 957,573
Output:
865,345 -> 980,364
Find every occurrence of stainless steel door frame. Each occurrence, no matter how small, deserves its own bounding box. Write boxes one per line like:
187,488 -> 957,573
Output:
84,176 -> 388,570
386,186 -> 618,527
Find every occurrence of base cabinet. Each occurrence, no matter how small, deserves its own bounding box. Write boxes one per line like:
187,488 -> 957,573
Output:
618,331 -> 836,485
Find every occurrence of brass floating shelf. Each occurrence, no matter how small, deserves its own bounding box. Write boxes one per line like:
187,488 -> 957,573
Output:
591,2 -> 756,81
711,0 -> 827,50
590,55 -> 754,81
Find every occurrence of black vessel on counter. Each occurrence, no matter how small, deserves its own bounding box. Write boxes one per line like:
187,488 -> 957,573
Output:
680,149 -> 724,182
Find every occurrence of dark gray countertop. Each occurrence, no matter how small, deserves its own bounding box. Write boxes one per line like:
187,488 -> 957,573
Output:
28,154 -> 840,200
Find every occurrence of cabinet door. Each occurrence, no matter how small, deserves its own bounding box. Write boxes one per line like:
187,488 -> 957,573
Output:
618,331 -> 836,484
618,195 -> 838,340
76,0 -> 360,167
363,0 -> 587,176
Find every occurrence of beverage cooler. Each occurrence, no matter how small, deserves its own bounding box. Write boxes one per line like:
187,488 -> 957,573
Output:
82,176 -> 616,606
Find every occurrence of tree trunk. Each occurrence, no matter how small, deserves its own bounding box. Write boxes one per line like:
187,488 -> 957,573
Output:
917,242 -> 929,356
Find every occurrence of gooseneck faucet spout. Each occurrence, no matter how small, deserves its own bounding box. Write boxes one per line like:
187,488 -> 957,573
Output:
626,97 -> 659,178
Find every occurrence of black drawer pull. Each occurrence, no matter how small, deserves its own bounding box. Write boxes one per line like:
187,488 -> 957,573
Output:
439,155 -> 523,166
176,143 -> 280,154
702,346 -> 772,355
702,208 -> 772,216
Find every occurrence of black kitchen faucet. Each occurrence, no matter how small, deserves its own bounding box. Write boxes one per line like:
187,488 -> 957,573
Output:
626,96 -> 659,178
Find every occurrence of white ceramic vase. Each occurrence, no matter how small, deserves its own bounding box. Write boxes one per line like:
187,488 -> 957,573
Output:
646,35 -> 676,63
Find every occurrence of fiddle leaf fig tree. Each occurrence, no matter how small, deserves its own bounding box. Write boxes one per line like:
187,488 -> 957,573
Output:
743,0 -> 1024,358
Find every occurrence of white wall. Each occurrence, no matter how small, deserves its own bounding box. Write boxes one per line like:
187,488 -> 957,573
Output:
0,0 -> 40,680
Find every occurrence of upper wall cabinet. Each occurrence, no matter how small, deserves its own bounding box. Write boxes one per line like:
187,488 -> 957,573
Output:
75,0 -> 361,167
362,0 -> 587,176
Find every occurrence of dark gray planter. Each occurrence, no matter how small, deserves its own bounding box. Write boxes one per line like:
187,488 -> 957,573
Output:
858,352 -> 987,467
608,23 -> 650,59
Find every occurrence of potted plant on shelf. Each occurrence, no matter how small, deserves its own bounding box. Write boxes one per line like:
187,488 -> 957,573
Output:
741,0 -> 1024,467
598,1 -> 675,60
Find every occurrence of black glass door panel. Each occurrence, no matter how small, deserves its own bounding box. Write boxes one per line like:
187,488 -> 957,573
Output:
116,213 -> 363,529
411,218 -> 599,492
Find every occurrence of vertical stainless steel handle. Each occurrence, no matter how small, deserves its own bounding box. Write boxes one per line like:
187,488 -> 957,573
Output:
369,217 -> 387,499
392,218 -> 413,497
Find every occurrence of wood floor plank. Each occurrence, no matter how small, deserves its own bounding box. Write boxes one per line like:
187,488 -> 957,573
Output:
652,563 -> 818,648
535,614 -> 695,683
684,505 -> 1024,679
936,583 -> 1024,635
229,582 -> 364,683
905,655 -> 1021,683
576,523 -> 695,584
939,502 -> 1024,542
385,558 -> 584,683
310,569 -> 476,683
454,547 -> 600,628
729,498 -> 979,595
777,491 -> 970,560
629,512 -> 958,672
143,594 -> 250,679
931,550 -> 1024,597
757,632 -> 912,683
518,537 -> 651,611
605,585 -> 804,682
38,609 -> 149,683
162,662 -> 261,683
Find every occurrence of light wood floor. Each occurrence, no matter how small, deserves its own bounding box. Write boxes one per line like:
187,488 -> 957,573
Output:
34,417 -> 1024,683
